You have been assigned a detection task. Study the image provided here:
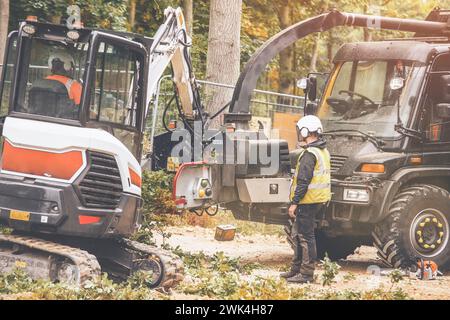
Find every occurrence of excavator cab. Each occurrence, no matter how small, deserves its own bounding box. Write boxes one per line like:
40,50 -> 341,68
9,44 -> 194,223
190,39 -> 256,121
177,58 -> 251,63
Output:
0,19 -> 149,238
1,21 -> 148,158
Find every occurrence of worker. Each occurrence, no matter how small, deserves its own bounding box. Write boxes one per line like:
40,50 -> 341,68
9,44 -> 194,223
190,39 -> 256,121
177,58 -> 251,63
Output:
46,52 -> 82,105
281,115 -> 331,284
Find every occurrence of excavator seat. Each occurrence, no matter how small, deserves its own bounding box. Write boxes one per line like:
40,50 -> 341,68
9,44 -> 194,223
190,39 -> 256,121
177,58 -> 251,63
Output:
28,79 -> 78,120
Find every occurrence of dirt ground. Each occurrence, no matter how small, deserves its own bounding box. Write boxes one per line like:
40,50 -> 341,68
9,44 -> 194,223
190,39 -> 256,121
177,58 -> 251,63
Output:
155,225 -> 450,300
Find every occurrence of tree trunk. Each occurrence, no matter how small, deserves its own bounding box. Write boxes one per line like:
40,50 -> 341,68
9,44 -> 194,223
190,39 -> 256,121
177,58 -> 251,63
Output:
327,34 -> 334,64
309,33 -> 320,73
276,1 -> 294,105
0,0 -> 9,65
182,0 -> 193,36
129,0 -> 136,32
205,0 -> 242,128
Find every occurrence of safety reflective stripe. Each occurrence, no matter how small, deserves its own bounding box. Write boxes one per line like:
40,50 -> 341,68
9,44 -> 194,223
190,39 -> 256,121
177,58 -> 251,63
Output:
64,79 -> 74,94
308,183 -> 331,190
307,147 -> 329,175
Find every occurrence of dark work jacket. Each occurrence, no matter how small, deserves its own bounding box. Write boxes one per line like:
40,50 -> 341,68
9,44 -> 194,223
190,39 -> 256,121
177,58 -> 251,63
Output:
291,138 -> 327,204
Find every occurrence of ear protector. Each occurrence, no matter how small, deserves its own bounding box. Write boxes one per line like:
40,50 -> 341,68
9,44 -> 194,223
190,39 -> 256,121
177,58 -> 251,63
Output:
299,127 -> 309,138
299,127 -> 322,138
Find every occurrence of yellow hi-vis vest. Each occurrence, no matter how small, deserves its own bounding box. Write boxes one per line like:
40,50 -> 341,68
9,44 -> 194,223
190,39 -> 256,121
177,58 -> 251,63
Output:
290,147 -> 331,204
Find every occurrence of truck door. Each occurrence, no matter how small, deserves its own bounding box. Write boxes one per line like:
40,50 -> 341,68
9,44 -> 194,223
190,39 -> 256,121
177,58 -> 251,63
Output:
420,53 -> 450,165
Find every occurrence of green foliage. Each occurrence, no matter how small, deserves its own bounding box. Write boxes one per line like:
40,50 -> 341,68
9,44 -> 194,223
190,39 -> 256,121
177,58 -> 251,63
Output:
0,251 -> 411,300
342,272 -> 356,282
231,276 -> 293,300
141,170 -> 175,214
0,268 -> 165,300
9,0 -> 129,31
0,268 -> 35,295
388,269 -> 404,291
131,170 -> 175,246
319,254 -> 341,286
320,287 -> 410,300
389,269 -> 404,284
0,226 -> 12,235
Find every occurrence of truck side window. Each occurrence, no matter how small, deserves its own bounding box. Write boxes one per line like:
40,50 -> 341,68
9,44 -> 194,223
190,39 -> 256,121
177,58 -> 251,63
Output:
423,54 -> 450,142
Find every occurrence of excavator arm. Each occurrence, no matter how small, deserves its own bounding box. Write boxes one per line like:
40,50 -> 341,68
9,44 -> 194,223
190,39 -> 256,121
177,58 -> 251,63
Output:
145,7 -> 203,123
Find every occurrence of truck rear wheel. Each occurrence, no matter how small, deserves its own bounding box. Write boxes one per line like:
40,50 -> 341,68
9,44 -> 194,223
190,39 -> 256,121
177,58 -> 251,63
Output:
373,184 -> 450,269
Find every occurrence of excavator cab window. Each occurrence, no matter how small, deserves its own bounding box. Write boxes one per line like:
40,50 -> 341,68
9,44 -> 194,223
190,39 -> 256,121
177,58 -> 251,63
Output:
13,35 -> 88,121
0,32 -> 17,121
89,42 -> 141,127
86,35 -> 146,158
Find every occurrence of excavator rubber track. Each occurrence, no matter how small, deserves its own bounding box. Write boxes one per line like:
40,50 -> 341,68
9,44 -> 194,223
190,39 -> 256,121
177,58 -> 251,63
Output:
0,234 -> 101,286
120,238 -> 184,289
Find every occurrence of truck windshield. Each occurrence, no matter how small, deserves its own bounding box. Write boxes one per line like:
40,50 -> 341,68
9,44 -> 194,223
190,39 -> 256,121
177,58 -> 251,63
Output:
318,60 -> 426,138
14,37 -> 88,121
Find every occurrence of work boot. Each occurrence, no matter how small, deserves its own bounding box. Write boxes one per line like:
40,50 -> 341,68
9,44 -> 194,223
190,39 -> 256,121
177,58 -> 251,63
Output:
280,268 -> 300,279
286,273 -> 314,284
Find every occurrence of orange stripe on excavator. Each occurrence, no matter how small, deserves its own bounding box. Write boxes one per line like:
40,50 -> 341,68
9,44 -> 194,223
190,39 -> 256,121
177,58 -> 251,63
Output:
1,140 -> 83,180
129,167 -> 141,187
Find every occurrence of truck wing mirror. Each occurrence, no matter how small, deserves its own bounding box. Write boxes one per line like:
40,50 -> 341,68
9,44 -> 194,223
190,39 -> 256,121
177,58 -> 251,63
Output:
296,78 -> 308,90
307,76 -> 318,102
296,76 -> 317,101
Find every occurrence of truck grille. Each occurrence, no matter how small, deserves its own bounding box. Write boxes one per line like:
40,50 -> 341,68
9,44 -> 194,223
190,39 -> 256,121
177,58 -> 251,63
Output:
330,155 -> 347,174
78,152 -> 123,209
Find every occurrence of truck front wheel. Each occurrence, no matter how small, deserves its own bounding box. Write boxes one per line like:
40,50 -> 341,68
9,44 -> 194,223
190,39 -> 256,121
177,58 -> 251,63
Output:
373,184 -> 450,269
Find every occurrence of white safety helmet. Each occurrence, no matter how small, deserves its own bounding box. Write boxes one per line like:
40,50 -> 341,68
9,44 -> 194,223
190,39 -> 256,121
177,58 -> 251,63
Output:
48,51 -> 75,75
296,115 -> 323,138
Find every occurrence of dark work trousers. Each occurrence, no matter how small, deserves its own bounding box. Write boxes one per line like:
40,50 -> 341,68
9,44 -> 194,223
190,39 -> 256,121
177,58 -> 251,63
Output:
290,203 -> 325,276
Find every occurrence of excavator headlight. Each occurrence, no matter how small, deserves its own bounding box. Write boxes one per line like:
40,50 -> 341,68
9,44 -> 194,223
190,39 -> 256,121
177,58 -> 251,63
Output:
22,24 -> 36,35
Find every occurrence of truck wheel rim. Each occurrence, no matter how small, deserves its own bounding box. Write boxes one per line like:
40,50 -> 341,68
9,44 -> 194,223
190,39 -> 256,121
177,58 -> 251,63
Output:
410,208 -> 449,258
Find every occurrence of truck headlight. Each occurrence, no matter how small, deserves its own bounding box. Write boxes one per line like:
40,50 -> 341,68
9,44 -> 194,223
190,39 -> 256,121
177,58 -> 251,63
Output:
343,188 -> 370,202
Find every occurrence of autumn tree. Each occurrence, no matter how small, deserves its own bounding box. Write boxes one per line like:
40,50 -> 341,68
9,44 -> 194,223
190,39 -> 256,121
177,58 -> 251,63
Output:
0,0 -> 9,64
182,0 -> 193,35
276,0 -> 294,97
